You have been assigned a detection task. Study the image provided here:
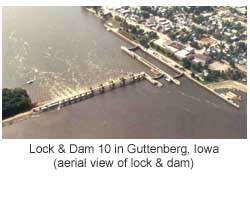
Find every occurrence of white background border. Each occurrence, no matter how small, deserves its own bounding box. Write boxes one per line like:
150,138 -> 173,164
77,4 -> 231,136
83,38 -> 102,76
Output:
0,1 -> 249,215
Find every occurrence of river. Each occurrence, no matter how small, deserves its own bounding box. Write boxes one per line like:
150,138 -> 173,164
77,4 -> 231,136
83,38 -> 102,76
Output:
2,6 -> 247,138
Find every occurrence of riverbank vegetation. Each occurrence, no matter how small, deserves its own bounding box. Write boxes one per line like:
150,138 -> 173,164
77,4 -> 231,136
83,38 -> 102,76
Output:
181,58 -> 246,83
113,16 -> 159,48
2,88 -> 32,119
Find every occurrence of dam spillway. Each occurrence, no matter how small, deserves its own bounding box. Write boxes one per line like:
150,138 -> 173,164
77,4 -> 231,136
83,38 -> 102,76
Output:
32,72 -> 149,113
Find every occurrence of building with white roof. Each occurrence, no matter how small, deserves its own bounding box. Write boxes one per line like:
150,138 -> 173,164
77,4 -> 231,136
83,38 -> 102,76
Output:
175,49 -> 190,60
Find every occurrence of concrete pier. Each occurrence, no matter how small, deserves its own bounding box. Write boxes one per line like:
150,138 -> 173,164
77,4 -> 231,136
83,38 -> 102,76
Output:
144,74 -> 163,87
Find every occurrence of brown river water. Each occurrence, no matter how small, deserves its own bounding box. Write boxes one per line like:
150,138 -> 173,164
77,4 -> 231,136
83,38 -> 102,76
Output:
2,7 -> 247,138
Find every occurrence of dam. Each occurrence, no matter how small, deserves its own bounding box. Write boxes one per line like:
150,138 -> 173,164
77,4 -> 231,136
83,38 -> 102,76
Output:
33,72 -> 146,112
33,44 -> 185,114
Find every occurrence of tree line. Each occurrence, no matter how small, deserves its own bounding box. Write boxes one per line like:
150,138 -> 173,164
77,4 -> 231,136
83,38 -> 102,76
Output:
2,88 -> 32,119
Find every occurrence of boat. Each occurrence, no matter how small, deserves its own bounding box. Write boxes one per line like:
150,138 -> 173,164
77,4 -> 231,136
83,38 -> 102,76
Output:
26,79 -> 35,85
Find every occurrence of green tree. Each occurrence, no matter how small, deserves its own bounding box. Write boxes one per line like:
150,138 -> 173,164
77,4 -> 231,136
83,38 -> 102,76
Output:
140,6 -> 152,13
121,20 -> 129,32
147,31 -> 158,40
190,41 -> 199,49
92,6 -> 101,14
2,88 -> 32,119
139,37 -> 149,48
229,59 -> 236,68
182,58 -> 192,69
195,62 -> 203,73
114,15 -> 123,22
169,31 -> 177,40
193,15 -> 206,24
131,26 -> 137,34
141,11 -> 150,19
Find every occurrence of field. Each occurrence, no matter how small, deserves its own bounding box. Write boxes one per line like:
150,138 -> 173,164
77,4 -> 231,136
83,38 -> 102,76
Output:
198,36 -> 217,45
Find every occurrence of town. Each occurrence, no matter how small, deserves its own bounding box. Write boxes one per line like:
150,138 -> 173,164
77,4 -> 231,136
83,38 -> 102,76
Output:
90,6 -> 247,88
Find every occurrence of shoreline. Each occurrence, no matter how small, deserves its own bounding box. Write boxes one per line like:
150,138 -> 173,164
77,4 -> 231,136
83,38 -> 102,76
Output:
98,12 -> 241,109
207,80 -> 247,93
3,73 -> 146,127
2,100 -> 51,127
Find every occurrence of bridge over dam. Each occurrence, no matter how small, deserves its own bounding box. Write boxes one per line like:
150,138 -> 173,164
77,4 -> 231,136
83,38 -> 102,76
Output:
32,72 -> 163,113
